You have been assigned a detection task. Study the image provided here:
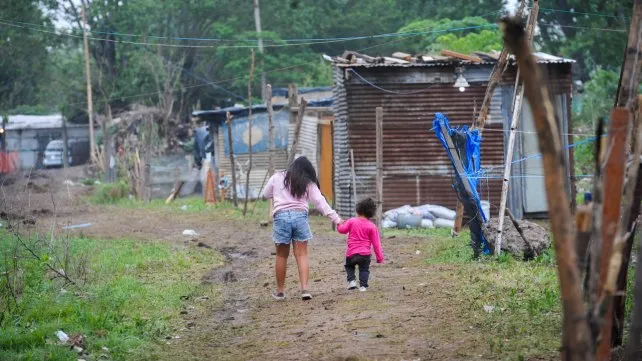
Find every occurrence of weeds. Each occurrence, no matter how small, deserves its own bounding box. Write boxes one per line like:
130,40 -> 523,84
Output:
0,235 -> 223,361
91,181 -> 130,204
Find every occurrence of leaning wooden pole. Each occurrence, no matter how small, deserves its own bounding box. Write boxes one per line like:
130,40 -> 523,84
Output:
81,4 -> 97,164
495,0 -> 539,255
266,84 -> 275,220
375,107 -> 383,234
243,49 -> 255,217
502,17 -> 593,361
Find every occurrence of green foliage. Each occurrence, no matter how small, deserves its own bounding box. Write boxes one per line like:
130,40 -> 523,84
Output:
576,69 -> 620,125
0,234 -> 223,361
0,0 -> 57,111
92,181 -> 130,204
396,17 -> 498,54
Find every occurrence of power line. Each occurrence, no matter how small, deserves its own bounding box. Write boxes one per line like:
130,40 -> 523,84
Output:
0,9 -> 503,44
0,19 -> 500,48
538,7 -> 630,20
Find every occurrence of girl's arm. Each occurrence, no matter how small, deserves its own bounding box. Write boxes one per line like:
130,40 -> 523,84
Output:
262,174 -> 275,199
307,183 -> 342,224
337,218 -> 353,234
371,227 -> 384,264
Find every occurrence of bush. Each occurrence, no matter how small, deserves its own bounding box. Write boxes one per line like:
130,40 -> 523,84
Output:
92,181 -> 129,204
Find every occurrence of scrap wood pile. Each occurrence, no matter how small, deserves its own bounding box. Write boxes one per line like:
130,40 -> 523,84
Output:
105,104 -> 193,200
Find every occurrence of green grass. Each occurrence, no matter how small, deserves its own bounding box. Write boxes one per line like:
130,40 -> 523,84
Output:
406,228 -> 561,360
0,235 -> 223,361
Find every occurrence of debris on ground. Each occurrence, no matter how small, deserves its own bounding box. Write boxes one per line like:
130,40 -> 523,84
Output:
63,179 -> 75,186
63,223 -> 93,230
56,330 -> 69,343
182,229 -> 199,236
482,216 -> 550,260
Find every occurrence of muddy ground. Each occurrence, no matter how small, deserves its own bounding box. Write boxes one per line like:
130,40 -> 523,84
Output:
1,168 -> 521,361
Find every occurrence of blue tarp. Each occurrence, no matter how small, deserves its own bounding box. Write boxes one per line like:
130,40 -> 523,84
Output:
433,112 -> 490,255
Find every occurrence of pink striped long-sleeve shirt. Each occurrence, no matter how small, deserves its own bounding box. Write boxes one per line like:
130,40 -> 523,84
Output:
262,171 -> 341,224
337,217 -> 384,263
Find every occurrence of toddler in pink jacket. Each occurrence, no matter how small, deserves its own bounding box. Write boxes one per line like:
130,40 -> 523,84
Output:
337,198 -> 384,292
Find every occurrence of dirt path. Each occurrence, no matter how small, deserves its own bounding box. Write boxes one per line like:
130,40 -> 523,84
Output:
1,168 -> 491,361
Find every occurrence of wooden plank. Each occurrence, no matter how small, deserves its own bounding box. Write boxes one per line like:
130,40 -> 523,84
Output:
376,107 -> 383,233
440,49 -> 482,63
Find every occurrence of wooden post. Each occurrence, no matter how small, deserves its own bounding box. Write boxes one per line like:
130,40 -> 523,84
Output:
1,115 -> 6,154
266,84 -> 274,219
502,17 -> 593,361
350,149 -> 357,209
375,107 -> 383,233
243,49 -> 255,217
473,0 -> 530,131
288,97 -> 307,165
452,202 -> 464,235
495,1 -> 538,255
253,0 -> 266,102
625,234 -> 642,360
62,115 -> 69,169
226,112 -> 238,207
612,0 -> 642,347
81,5 -> 96,164
596,109 -> 631,361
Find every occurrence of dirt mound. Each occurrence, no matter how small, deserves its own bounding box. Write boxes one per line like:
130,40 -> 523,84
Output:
483,216 -> 550,260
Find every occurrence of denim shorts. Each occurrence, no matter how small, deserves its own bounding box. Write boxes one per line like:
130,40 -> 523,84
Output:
273,210 -> 312,245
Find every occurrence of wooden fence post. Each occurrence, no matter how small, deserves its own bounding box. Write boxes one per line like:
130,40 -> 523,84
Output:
376,107 -> 383,233
502,17 -> 593,361
288,98 -> 307,165
226,112 -> 238,207
266,84 -> 275,220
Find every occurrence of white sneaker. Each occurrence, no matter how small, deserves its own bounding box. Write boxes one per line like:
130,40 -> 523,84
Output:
348,280 -> 357,290
359,286 -> 367,292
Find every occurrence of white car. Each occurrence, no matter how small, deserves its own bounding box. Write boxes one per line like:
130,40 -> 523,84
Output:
43,139 -> 89,168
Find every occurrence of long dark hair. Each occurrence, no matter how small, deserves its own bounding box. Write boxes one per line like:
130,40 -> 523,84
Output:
284,156 -> 320,198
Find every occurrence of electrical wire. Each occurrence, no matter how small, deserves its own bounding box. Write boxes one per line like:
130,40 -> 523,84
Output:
0,9 -> 503,44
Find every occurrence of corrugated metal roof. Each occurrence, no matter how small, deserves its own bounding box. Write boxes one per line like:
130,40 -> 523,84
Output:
6,114 -> 63,130
330,50 -> 574,69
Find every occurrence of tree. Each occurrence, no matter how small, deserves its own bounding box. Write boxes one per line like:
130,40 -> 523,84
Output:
0,0 -> 57,112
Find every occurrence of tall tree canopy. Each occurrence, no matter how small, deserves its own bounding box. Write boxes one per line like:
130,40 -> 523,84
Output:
0,0 -> 633,121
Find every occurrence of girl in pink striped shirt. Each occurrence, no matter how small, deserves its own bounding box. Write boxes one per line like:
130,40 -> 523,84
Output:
263,156 -> 342,301
337,198 -> 384,292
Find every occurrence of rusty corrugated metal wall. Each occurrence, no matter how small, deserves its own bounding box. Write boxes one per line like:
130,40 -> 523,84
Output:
332,63 -> 573,219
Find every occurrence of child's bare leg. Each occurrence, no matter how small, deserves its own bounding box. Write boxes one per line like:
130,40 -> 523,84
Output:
292,241 -> 309,291
275,244 -> 290,293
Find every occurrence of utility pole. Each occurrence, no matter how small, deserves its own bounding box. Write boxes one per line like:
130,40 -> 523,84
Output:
81,4 -> 97,164
253,0 -> 266,102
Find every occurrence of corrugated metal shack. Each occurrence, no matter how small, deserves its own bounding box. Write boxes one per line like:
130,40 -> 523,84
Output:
5,114 -> 90,170
191,94 -> 335,200
330,51 -> 575,220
